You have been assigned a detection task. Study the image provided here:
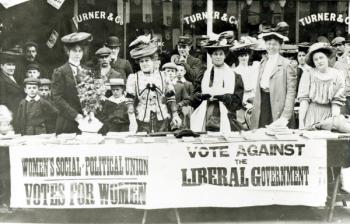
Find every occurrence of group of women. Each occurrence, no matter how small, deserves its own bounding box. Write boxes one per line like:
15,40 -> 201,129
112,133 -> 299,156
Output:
51,29 -> 347,134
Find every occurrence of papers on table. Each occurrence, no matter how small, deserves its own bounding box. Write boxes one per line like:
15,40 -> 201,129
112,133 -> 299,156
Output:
301,130 -> 340,139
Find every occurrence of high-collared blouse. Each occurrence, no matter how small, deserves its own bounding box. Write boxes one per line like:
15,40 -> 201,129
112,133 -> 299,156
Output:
298,67 -> 346,106
126,70 -> 176,122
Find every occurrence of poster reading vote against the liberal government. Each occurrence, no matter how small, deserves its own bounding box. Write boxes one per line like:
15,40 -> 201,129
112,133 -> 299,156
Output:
10,140 -> 327,209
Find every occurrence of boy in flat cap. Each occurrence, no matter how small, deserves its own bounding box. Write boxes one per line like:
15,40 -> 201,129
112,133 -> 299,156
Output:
105,36 -> 133,79
26,63 -> 41,79
99,78 -> 130,134
14,78 -> 58,135
0,51 -> 24,116
175,36 -> 203,84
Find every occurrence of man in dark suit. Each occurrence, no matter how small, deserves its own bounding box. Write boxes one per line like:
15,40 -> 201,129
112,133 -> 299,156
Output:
51,32 -> 92,134
105,36 -> 133,79
175,36 -> 203,84
0,51 -> 24,116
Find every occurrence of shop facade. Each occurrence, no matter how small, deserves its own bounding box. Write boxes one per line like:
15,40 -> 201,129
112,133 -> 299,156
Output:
0,0 -> 350,69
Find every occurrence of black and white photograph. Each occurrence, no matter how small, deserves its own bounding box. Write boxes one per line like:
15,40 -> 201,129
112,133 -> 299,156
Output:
0,0 -> 350,223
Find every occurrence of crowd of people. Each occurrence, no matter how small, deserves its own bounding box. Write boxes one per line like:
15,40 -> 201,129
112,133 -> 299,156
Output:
1,22 -> 350,135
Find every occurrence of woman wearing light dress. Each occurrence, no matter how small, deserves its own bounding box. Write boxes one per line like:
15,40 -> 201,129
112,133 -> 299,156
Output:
298,42 -> 346,129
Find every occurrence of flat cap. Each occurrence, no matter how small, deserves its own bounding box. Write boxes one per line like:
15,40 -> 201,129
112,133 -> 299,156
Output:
95,46 -> 112,56
162,62 -> 178,71
40,78 -> 51,85
61,32 -> 92,44
24,77 -> 40,85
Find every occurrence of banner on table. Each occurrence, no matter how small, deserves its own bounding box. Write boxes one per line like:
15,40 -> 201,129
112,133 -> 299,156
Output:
10,140 -> 327,209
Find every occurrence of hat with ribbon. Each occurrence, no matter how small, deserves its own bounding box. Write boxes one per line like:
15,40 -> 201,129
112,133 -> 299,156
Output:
230,36 -> 257,51
0,50 -> 20,64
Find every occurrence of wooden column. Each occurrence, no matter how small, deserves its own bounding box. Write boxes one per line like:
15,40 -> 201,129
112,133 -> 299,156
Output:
295,0 -> 300,43
123,0 -> 127,59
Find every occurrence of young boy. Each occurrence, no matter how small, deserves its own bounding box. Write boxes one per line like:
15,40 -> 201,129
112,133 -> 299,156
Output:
99,78 -> 131,134
26,63 -> 41,79
39,78 -> 57,133
39,78 -> 52,99
14,77 -> 58,135
174,64 -> 194,129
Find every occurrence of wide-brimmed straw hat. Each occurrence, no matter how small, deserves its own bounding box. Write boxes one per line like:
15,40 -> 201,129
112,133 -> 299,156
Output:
305,42 -> 335,67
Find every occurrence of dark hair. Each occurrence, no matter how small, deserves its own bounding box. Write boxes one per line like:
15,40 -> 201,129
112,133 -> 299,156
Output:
263,36 -> 283,45
236,48 -> 251,57
309,49 -> 333,68
207,47 -> 229,56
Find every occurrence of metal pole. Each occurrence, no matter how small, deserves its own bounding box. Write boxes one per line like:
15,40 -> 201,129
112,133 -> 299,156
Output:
295,0 -> 300,43
207,0 -> 213,68
123,0 -> 127,59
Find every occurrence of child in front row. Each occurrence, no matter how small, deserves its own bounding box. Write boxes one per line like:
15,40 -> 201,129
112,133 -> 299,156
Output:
14,78 -> 58,135
99,78 -> 130,134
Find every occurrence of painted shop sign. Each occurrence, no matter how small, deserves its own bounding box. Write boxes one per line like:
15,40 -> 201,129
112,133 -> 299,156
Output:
72,11 -> 123,25
299,12 -> 350,26
184,11 -> 237,25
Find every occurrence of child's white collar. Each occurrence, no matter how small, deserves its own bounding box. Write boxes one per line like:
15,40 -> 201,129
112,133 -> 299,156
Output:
26,95 -> 40,102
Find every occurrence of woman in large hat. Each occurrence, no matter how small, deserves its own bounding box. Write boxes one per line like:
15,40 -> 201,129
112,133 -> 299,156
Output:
231,37 -> 259,105
51,32 -> 92,134
125,36 -> 181,133
250,31 -> 297,129
298,42 -> 345,129
190,39 -> 244,132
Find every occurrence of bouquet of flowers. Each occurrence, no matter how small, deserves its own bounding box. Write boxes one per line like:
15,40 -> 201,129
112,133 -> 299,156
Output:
76,69 -> 108,133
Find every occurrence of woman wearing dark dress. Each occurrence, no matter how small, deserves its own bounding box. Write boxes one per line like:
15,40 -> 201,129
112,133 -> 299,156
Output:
51,32 -> 92,134
190,39 -> 244,132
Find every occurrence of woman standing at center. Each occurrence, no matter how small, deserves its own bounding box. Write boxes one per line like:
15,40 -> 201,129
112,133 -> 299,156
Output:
298,42 -> 345,129
190,39 -> 244,132
250,31 -> 297,129
125,36 -> 181,133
